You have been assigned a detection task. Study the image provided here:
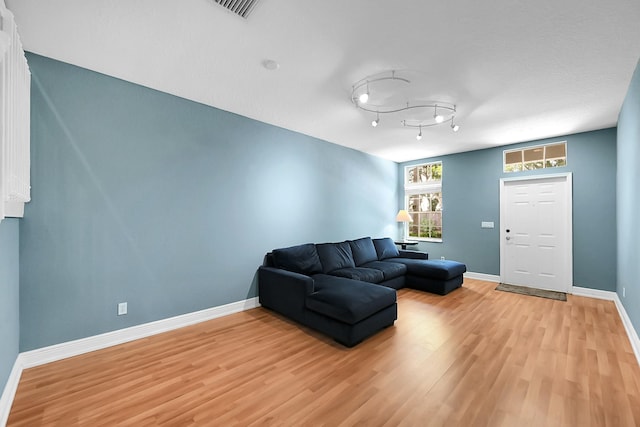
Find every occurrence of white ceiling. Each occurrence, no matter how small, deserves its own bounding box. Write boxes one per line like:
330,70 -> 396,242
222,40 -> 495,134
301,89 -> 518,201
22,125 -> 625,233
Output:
6,0 -> 640,162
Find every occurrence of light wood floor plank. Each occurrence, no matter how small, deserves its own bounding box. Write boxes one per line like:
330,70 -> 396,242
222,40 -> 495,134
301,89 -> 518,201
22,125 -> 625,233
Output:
8,279 -> 640,426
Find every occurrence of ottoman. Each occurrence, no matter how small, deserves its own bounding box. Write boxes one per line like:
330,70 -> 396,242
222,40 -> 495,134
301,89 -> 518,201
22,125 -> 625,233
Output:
391,258 -> 467,295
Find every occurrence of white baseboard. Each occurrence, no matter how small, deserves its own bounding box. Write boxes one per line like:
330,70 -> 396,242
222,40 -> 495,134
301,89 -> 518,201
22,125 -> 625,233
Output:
572,286 -> 640,366
20,297 -> 260,369
0,356 -> 23,427
571,286 -> 615,300
464,271 -> 500,282
0,297 -> 260,425
613,294 -> 640,366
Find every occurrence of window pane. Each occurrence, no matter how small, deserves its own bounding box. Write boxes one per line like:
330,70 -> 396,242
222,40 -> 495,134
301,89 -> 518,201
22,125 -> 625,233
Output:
545,158 -> 567,168
545,143 -> 566,159
406,167 -> 416,184
505,150 -> 522,165
418,165 -> 429,182
430,163 -> 442,180
505,163 -> 523,172
523,147 -> 544,162
408,195 -> 420,212
524,161 -> 544,170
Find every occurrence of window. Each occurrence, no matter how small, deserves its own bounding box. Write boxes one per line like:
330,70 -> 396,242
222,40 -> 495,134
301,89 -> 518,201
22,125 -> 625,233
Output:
404,162 -> 442,241
504,142 -> 567,173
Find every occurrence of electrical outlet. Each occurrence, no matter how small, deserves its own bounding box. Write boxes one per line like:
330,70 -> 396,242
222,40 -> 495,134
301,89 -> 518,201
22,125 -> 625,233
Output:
118,302 -> 128,316
440,256 -> 445,260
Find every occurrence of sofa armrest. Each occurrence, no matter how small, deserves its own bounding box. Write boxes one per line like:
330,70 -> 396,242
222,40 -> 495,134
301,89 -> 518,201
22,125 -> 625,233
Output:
258,266 -> 314,321
398,250 -> 429,260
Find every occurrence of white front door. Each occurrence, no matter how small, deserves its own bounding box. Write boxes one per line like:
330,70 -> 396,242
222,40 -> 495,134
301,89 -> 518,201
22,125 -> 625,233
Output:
500,174 -> 573,292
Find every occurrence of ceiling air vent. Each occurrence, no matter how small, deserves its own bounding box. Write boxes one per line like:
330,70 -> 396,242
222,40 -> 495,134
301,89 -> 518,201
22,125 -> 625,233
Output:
213,0 -> 261,19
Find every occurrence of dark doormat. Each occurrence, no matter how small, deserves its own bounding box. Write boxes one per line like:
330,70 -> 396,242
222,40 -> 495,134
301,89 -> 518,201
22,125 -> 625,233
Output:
495,283 -> 567,301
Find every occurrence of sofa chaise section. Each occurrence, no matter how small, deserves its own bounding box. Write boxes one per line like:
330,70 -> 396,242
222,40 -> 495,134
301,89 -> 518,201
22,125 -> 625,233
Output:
391,258 -> 467,295
259,242 -> 398,347
370,238 -> 467,295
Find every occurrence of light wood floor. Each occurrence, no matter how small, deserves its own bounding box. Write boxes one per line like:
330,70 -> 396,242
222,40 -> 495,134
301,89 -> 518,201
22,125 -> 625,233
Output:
8,279 -> 640,426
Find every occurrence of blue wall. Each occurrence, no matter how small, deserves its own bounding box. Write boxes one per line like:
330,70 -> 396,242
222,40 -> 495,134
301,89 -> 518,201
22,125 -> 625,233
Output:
20,54 -> 398,351
617,59 -> 640,329
14,51 -> 630,352
399,128 -> 617,291
0,218 -> 20,394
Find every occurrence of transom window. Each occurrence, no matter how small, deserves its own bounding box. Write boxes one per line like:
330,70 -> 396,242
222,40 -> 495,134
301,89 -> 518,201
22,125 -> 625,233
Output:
404,162 -> 442,241
504,142 -> 567,173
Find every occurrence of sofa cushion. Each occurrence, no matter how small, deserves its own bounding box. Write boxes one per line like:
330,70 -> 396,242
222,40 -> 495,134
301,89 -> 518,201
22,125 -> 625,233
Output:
306,275 -> 397,324
389,259 -> 467,280
272,243 -> 323,276
361,260 -> 407,280
329,267 -> 385,283
316,242 -> 356,273
349,237 -> 379,266
373,237 -> 400,260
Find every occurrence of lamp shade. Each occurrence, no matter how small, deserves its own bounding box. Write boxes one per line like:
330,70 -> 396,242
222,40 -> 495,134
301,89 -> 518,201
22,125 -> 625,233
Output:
396,209 -> 413,223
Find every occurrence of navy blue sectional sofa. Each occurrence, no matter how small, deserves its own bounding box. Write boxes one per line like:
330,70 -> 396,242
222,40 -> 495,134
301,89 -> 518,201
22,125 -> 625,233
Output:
258,237 -> 466,347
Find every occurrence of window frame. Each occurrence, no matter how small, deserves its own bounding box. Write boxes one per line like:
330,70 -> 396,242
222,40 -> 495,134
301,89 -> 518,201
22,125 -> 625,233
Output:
403,162 -> 443,243
503,141 -> 567,173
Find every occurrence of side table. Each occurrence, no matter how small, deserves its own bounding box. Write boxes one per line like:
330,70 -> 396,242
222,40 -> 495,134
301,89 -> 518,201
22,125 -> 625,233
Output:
394,241 -> 419,250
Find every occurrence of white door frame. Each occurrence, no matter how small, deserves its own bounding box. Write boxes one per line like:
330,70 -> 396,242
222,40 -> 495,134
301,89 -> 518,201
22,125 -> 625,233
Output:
499,173 -> 573,292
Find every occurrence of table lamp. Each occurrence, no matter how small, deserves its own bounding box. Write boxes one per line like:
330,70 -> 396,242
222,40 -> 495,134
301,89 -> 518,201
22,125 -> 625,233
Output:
396,209 -> 413,241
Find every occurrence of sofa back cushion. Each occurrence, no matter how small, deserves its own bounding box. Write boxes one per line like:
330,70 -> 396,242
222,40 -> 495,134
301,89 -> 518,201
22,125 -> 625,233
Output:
316,242 -> 356,273
373,237 -> 400,260
349,237 -> 378,266
272,243 -> 323,275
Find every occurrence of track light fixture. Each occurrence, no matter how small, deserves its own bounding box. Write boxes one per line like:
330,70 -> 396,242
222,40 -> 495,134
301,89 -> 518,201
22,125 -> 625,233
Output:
358,82 -> 370,104
351,70 -> 460,139
434,105 -> 444,123
450,117 -> 460,132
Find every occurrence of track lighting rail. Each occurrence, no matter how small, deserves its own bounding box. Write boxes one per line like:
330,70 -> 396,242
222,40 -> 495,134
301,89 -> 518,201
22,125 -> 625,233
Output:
350,70 -> 460,138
